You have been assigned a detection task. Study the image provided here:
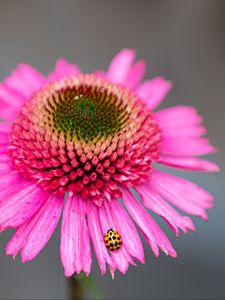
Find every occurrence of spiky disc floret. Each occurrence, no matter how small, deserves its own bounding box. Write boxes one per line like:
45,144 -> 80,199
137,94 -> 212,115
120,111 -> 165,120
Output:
8,74 -> 161,205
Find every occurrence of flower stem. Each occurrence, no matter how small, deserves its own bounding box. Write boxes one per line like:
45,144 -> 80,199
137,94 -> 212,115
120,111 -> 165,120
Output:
68,273 -> 101,300
68,276 -> 83,300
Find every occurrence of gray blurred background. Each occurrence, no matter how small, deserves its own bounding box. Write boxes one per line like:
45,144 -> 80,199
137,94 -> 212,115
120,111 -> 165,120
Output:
0,0 -> 225,299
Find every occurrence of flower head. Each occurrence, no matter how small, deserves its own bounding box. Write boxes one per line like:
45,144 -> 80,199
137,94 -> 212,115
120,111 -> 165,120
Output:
8,74 -> 160,205
0,49 -> 219,277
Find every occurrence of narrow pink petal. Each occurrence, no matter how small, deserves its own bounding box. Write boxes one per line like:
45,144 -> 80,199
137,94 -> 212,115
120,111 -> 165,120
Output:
0,162 -> 11,175
107,49 -> 135,84
6,196 -> 63,262
0,173 -> 26,202
0,153 -> 11,163
82,210 -> 92,276
60,193 -> 92,277
0,184 -> 48,230
123,59 -> 146,90
0,144 -> 7,154
0,128 -> 10,156
160,137 -> 216,156
6,219 -> 33,258
135,184 -> 195,235
0,122 -> 11,133
19,194 -> 63,262
0,172 -> 26,194
0,84 -> 26,108
48,58 -> 81,81
104,200 -> 145,263
155,106 -> 217,157
122,188 -> 177,258
157,124 -> 207,138
136,77 -> 172,110
87,202 -> 115,275
0,104 -> 18,121
99,203 -> 135,274
0,126 -> 10,150
150,171 -> 214,220
4,64 -> 46,98
0,133 -> 9,144
158,155 -> 220,172
152,171 -> 215,204
155,106 -> 202,126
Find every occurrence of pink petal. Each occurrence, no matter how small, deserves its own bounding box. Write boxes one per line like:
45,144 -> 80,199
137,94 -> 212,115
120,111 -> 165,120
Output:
123,59 -> 146,90
60,193 -> 92,277
0,172 -> 28,201
6,194 -> 62,260
0,184 -> 48,231
0,153 -> 11,163
0,171 -> 24,187
160,137 -> 216,156
4,64 -> 46,98
158,155 -> 220,172
87,202 -> 115,275
48,58 -> 81,81
0,162 -> 11,175
0,84 -> 25,108
99,203 -> 135,274
136,77 -> 172,110
0,144 -> 7,154
0,132 -> 9,144
157,123 -> 207,138
122,188 -> 177,258
104,200 -> 145,263
155,106 -> 217,156
155,106 -> 202,126
0,122 -> 11,133
135,184 -> 195,235
0,125 -> 11,164
150,170 -> 214,220
6,220 -> 33,258
0,104 -> 18,121
0,129 -> 10,155
107,49 -> 135,84
15,195 -> 63,262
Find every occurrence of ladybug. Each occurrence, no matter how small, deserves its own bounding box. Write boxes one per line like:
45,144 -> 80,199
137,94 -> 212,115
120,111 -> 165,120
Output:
104,228 -> 122,251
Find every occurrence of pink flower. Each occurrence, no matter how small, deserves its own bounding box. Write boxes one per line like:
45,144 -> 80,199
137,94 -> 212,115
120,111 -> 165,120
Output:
0,49 -> 219,277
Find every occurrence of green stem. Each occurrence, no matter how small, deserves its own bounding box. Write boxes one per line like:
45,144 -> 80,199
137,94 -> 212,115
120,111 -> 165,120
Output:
68,273 -> 101,300
68,276 -> 84,300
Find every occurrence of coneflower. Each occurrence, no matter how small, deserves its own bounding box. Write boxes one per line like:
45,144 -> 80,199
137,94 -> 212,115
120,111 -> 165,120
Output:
0,49 -> 219,277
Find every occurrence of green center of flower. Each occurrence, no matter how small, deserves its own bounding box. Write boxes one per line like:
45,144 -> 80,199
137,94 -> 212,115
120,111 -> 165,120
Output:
51,88 -> 128,141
